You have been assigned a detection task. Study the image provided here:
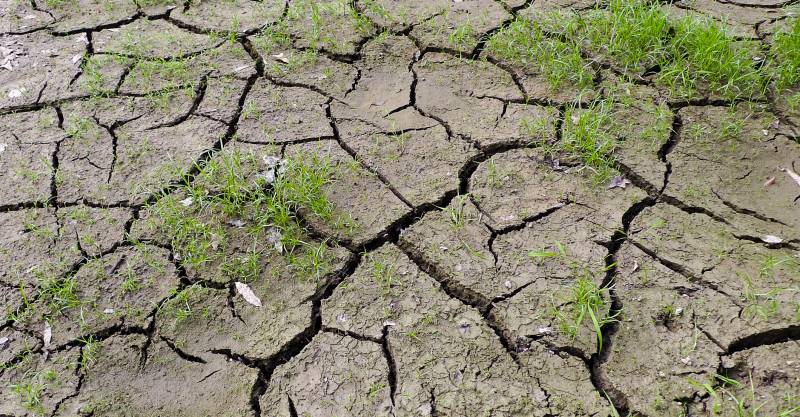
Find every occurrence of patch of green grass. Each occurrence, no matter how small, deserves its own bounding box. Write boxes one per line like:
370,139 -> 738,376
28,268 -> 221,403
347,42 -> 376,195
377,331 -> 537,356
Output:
582,0 -> 670,73
660,16 -> 766,99
771,17 -> 800,91
537,242 -> 617,351
150,149 -> 345,284
487,15 -> 593,90
78,336 -> 100,370
370,254 -> 398,298
558,101 -> 618,184
11,378 -> 44,415
440,194 -> 472,230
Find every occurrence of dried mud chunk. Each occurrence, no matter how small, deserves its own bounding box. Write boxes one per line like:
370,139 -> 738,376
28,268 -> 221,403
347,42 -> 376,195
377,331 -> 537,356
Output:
0,328 -> 40,365
171,0 -> 284,33
606,242 -> 728,416
93,19 -> 221,58
284,0 -> 375,56
713,342 -> 800,416
102,116 -> 226,204
56,114 -> 114,204
284,140 -> 410,247
71,54 -> 131,96
518,343 -> 612,416
0,31 -> 85,109
196,75 -> 249,123
253,42 -> 359,99
43,0 -> 138,34
259,332 -> 392,417
156,254 -> 329,359
0,208 -> 80,288
323,244 -> 608,416
490,204 -> 612,354
0,109 -> 62,204
602,77 -> 674,190
415,53 -> 538,148
665,105 -> 800,238
0,348 -> 80,416
55,334 -> 257,417
119,42 -> 254,95
329,35 -> 417,122
19,245 -> 178,347
57,205 -> 130,256
628,204 -> 800,348
397,198 -> 494,306
409,0 -> 510,54
237,79 -> 332,143
0,1 -> 53,33
337,118 -> 477,206
470,148 -> 644,229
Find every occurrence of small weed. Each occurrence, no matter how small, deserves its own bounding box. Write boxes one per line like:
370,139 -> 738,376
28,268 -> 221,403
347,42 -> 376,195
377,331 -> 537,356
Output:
440,194 -> 472,230
78,336 -> 100,370
558,102 -> 618,184
11,378 -> 44,415
371,255 -> 398,297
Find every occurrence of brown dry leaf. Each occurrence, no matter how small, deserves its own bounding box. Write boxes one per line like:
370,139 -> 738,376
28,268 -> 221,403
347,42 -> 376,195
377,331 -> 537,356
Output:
764,176 -> 776,187
234,282 -> 262,307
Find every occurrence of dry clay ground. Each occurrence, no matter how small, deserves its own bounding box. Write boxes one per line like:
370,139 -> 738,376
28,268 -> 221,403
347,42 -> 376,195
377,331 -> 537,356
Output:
1,0 -> 800,416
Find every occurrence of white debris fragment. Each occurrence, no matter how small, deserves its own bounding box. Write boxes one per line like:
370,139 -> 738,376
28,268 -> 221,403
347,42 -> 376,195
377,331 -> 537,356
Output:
537,327 -> 553,335
235,282 -> 262,307
43,322 -> 52,360
8,88 -> 23,98
226,219 -> 247,228
0,336 -> 9,347
383,320 -> 397,327
103,308 -> 115,314
0,143 -> 6,155
778,166 -> 800,189
504,280 -> 513,290
72,54 -> 82,64
336,313 -> 348,323
271,52 -> 290,63
179,196 -> 193,206
607,176 -> 631,190
762,235 -> 783,244
266,227 -> 283,253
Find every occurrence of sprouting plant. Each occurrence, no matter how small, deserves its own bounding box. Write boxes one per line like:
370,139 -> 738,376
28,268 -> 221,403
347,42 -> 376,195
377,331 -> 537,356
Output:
559,101 -> 618,184
741,274 -> 781,321
486,158 -> 504,188
371,255 -> 398,297
78,336 -> 100,370
441,194 -> 472,229
11,378 -> 44,414
553,274 -> 617,351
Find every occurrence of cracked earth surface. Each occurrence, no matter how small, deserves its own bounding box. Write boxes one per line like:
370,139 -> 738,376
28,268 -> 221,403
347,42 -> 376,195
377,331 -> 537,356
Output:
1,0 -> 799,416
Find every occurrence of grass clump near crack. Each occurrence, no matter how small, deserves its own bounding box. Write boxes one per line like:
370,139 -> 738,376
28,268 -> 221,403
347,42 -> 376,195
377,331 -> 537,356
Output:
530,242 -> 618,352
487,0 -> 800,100
149,149 -> 345,285
486,15 -> 594,91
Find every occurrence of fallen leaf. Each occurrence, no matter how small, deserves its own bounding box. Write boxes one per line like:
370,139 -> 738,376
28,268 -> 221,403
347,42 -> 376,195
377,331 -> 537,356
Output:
630,260 -> 639,273
71,54 -> 82,64
764,176 -> 776,187
235,282 -> 262,307
607,176 -> 631,190
763,235 -> 783,244
266,227 -> 283,253
226,219 -> 246,228
43,323 -> 52,348
271,52 -> 290,64
778,166 -> 800,188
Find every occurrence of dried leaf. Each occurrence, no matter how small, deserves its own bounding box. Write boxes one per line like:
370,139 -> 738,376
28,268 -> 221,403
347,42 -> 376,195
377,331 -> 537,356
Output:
764,176 -> 776,187
778,166 -> 800,188
179,196 -> 193,207
762,235 -> 783,244
271,52 -> 290,64
607,176 -> 631,190
630,260 -> 639,273
43,323 -> 52,348
235,282 -> 262,307
266,227 -> 283,253
226,219 -> 246,228
0,337 -> 9,348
